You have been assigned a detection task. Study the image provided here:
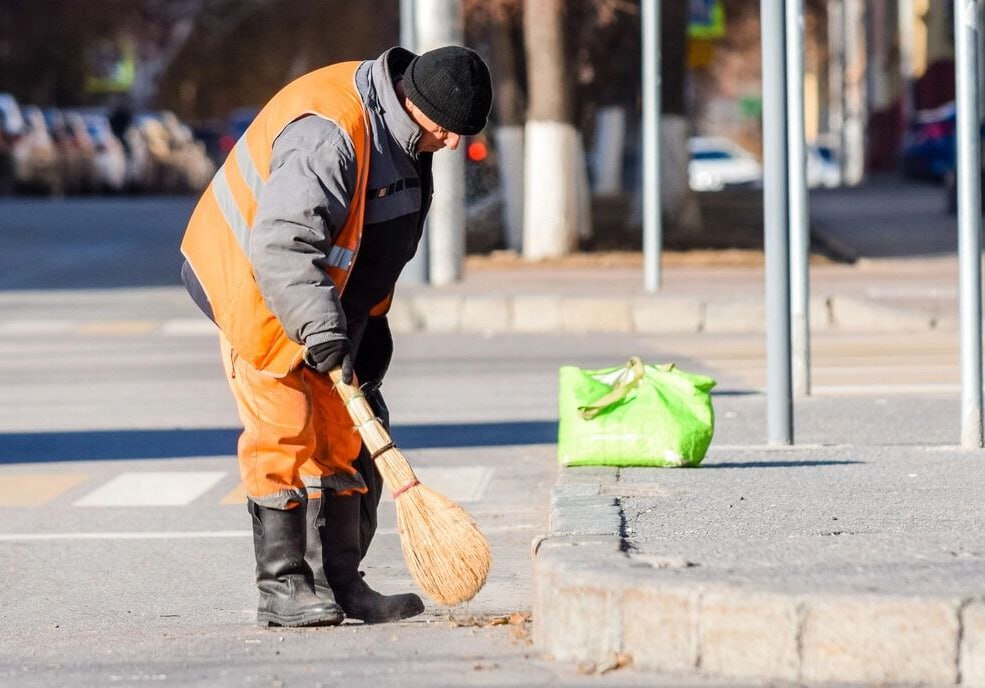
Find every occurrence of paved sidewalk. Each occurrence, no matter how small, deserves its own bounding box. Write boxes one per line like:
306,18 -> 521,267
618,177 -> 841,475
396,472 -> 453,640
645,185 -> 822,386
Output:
514,180 -> 985,685
390,176 -> 962,337
534,419 -> 985,685
391,252 -> 959,336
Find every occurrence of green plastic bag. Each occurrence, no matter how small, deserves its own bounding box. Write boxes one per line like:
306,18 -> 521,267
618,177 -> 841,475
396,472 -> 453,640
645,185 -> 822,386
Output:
557,357 -> 716,467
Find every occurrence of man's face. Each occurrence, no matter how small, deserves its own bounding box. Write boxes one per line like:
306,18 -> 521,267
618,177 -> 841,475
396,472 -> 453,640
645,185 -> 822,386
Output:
407,100 -> 462,153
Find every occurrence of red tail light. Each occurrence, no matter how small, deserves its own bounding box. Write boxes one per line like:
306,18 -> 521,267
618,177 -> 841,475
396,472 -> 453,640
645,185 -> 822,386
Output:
467,140 -> 488,162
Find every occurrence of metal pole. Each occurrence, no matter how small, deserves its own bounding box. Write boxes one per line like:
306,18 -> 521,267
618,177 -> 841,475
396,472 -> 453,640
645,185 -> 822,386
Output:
642,0 -> 662,292
762,0 -> 793,444
786,0 -> 810,397
955,0 -> 984,448
399,0 -> 429,286
419,0 -> 466,286
400,0 -> 416,48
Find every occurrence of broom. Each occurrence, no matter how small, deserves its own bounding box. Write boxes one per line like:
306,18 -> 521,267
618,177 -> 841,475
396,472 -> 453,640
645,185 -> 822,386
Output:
329,368 -> 491,606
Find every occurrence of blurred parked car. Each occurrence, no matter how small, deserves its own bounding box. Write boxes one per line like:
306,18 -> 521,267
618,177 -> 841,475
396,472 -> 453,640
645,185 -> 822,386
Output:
62,110 -> 101,193
79,112 -> 127,192
900,101 -> 956,181
687,136 -> 762,192
43,107 -> 88,194
20,105 -> 61,194
135,110 -> 215,193
0,93 -> 60,194
219,106 -> 259,158
807,140 -> 840,189
0,92 -> 25,194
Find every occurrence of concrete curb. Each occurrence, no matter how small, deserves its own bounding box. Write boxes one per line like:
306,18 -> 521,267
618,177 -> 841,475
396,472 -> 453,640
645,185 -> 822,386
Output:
532,467 -> 985,685
390,293 -> 943,335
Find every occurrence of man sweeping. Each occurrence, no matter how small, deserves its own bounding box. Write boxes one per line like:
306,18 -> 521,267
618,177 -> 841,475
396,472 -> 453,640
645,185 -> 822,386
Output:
179,46 -> 493,627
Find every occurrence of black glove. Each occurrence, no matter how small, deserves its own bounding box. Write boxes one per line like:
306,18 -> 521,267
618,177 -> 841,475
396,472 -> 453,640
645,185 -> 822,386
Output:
304,338 -> 353,382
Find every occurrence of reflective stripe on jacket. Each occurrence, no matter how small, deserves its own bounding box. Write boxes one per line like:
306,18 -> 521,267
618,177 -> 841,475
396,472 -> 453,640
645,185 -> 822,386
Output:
180,62 -> 372,377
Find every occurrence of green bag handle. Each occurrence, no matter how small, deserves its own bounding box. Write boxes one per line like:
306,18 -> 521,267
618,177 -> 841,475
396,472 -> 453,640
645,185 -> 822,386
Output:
578,356 -> 657,420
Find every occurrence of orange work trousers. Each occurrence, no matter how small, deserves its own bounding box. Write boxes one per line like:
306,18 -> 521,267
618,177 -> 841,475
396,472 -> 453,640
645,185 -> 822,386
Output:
219,334 -> 366,509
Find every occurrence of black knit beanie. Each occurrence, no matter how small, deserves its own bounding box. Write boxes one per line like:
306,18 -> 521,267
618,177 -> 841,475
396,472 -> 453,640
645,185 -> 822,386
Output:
403,46 -> 492,136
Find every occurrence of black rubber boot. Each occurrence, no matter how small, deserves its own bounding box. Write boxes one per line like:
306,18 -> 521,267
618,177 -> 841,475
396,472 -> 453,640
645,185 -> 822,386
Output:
307,490 -> 424,624
249,500 -> 344,628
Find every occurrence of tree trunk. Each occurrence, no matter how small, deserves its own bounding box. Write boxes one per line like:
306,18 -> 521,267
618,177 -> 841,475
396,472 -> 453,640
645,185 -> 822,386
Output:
488,3 -> 525,251
522,0 -> 586,258
659,0 -> 702,236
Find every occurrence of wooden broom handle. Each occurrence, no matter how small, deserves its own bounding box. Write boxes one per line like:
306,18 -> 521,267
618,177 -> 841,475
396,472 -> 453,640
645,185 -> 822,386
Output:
328,367 -> 393,455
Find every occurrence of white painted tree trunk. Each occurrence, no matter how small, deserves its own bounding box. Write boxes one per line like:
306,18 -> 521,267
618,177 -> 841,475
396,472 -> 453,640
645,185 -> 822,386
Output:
522,120 -> 585,259
494,125 -> 525,252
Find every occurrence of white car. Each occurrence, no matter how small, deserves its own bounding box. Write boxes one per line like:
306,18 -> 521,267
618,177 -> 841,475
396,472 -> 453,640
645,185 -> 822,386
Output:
687,136 -> 762,192
807,142 -> 840,188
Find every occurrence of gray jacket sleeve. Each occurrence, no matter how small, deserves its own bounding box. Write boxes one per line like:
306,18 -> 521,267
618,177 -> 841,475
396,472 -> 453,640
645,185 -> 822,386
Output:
249,116 -> 359,348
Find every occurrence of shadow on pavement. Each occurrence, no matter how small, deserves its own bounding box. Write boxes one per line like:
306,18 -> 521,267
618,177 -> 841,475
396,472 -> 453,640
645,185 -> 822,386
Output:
0,421 -> 559,464
809,176 -> 957,260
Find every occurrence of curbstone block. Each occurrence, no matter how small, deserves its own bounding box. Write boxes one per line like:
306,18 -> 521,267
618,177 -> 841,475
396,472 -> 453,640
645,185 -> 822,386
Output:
549,503 -> 622,537
632,298 -> 701,333
386,297 -> 420,333
828,296 -> 934,332
533,535 -> 623,557
411,295 -> 462,332
560,298 -> 632,332
459,297 -> 511,333
800,594 -> 959,685
533,556 -> 625,663
512,296 -> 563,333
960,600 -> 985,686
698,588 -> 800,682
703,299 -> 764,333
622,585 -> 700,672
550,483 -> 601,500
557,466 -> 619,486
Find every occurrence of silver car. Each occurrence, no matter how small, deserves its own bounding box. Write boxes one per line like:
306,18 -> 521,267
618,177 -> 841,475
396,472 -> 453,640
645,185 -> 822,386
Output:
0,93 -> 59,193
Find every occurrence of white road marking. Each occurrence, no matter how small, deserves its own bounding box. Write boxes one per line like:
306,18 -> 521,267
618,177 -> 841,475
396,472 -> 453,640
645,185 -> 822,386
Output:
74,471 -> 227,507
812,383 -> 959,396
383,466 -> 494,503
0,530 -> 251,541
161,318 -> 217,336
0,320 -> 77,335
0,524 -> 537,542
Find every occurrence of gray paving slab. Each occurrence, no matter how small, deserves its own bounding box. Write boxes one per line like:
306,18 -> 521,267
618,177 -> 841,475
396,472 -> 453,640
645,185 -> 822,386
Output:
535,389 -> 985,685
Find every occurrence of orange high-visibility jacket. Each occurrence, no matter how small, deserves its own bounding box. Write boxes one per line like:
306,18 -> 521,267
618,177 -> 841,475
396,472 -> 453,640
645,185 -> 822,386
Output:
180,62 -> 374,377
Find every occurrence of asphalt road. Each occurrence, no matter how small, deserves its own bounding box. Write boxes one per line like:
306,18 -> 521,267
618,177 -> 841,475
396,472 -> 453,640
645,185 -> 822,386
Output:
0,196 -> 969,687
0,197 -> 695,686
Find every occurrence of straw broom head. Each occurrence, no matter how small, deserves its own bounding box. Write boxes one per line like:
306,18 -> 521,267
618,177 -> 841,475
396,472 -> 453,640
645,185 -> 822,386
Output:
377,446 -> 491,606
330,369 -> 492,606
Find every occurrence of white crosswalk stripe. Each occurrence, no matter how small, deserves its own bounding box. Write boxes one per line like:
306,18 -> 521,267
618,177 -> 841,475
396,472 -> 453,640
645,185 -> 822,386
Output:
0,467 -> 496,508
382,467 -> 494,503
0,318 -> 217,337
0,320 -> 78,335
160,318 -> 217,336
73,471 -> 227,507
